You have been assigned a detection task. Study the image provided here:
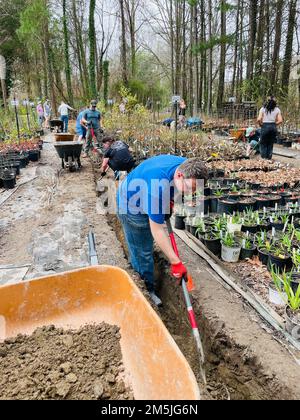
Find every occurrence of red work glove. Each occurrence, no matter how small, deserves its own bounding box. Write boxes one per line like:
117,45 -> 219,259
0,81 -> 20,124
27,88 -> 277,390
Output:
171,262 -> 188,284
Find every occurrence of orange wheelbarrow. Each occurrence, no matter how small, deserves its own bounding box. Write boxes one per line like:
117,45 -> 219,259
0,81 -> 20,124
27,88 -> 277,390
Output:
0,266 -> 200,400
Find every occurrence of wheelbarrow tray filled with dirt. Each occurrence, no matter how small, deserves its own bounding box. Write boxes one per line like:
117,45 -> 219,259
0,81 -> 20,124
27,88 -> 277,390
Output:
0,266 -> 200,400
54,133 -> 75,142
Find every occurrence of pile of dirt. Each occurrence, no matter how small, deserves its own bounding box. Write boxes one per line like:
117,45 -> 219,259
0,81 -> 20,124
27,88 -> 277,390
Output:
0,323 -> 134,400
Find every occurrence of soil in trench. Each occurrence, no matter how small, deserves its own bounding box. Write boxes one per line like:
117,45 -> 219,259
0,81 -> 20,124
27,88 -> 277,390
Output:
0,323 -> 134,401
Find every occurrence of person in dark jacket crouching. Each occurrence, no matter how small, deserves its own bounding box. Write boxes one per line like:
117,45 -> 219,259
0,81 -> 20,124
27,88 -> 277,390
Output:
100,136 -> 136,179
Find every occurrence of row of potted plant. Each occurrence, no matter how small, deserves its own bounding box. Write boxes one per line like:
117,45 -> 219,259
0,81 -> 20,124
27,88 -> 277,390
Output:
0,138 -> 43,190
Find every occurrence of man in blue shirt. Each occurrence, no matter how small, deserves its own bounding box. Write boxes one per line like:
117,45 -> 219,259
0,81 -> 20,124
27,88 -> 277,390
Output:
82,100 -> 102,153
76,108 -> 88,141
118,155 -> 208,306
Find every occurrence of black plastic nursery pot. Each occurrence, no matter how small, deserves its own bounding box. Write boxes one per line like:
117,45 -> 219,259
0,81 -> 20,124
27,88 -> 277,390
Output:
223,178 -> 237,186
190,226 -> 198,237
242,224 -> 258,234
250,182 -> 262,190
217,198 -> 237,215
204,237 -> 221,256
12,163 -> 21,176
174,215 -> 185,230
19,156 -> 27,169
258,249 -> 269,266
238,199 -> 257,213
257,222 -> 271,232
210,197 -> 223,213
268,196 -> 282,208
28,150 -> 39,162
279,192 -> 293,206
217,170 -> 225,178
286,197 -> 300,206
291,274 -> 300,295
240,246 -> 257,261
2,176 -> 16,190
255,197 -> 270,209
268,254 -> 293,273
270,222 -> 285,231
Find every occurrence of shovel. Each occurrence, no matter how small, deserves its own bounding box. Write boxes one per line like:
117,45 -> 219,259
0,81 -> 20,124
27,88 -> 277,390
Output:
166,219 -> 207,385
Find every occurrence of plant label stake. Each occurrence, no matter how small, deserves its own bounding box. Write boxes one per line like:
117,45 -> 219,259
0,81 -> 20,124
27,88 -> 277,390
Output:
13,96 -> 20,143
166,219 -> 206,385
24,99 -> 31,131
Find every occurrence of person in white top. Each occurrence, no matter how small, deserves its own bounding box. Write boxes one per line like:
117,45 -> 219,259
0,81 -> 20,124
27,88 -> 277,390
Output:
58,101 -> 75,133
257,96 -> 283,160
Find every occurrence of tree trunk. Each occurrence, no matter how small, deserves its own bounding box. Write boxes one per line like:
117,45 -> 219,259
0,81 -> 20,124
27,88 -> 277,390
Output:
103,60 -> 110,105
119,0 -> 128,86
231,0 -> 241,97
72,0 -> 89,96
255,0 -> 265,77
182,0 -> 187,102
63,0 -> 73,105
247,0 -> 258,81
207,0 -> 213,113
189,2 -> 194,115
281,0 -> 297,96
217,0 -> 226,108
270,0 -> 284,91
89,0 -> 97,98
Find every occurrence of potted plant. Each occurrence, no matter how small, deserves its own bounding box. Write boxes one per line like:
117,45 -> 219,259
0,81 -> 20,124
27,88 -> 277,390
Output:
221,232 -> 242,263
227,214 -> 243,234
218,198 -> 238,215
210,190 -> 224,213
202,230 -> 222,256
242,210 -> 258,234
268,244 -> 292,273
174,206 -> 186,230
191,216 -> 205,237
240,239 -> 257,261
257,238 -> 273,266
272,270 -> 300,340
228,184 -> 241,200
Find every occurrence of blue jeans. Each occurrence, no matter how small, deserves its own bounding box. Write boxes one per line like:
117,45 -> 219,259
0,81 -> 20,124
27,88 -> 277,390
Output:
118,212 -> 154,291
260,123 -> 277,159
61,115 -> 69,133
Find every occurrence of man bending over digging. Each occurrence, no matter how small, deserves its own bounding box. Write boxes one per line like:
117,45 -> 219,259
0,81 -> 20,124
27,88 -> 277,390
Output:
117,155 -> 208,306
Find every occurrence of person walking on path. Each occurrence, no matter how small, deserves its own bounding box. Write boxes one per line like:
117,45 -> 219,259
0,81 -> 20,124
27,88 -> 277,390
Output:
117,156 -> 208,306
257,96 -> 283,160
76,108 -> 88,142
81,100 -> 102,155
58,101 -> 75,133
43,99 -> 52,130
100,136 -> 135,179
178,99 -> 187,129
36,101 -> 44,128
